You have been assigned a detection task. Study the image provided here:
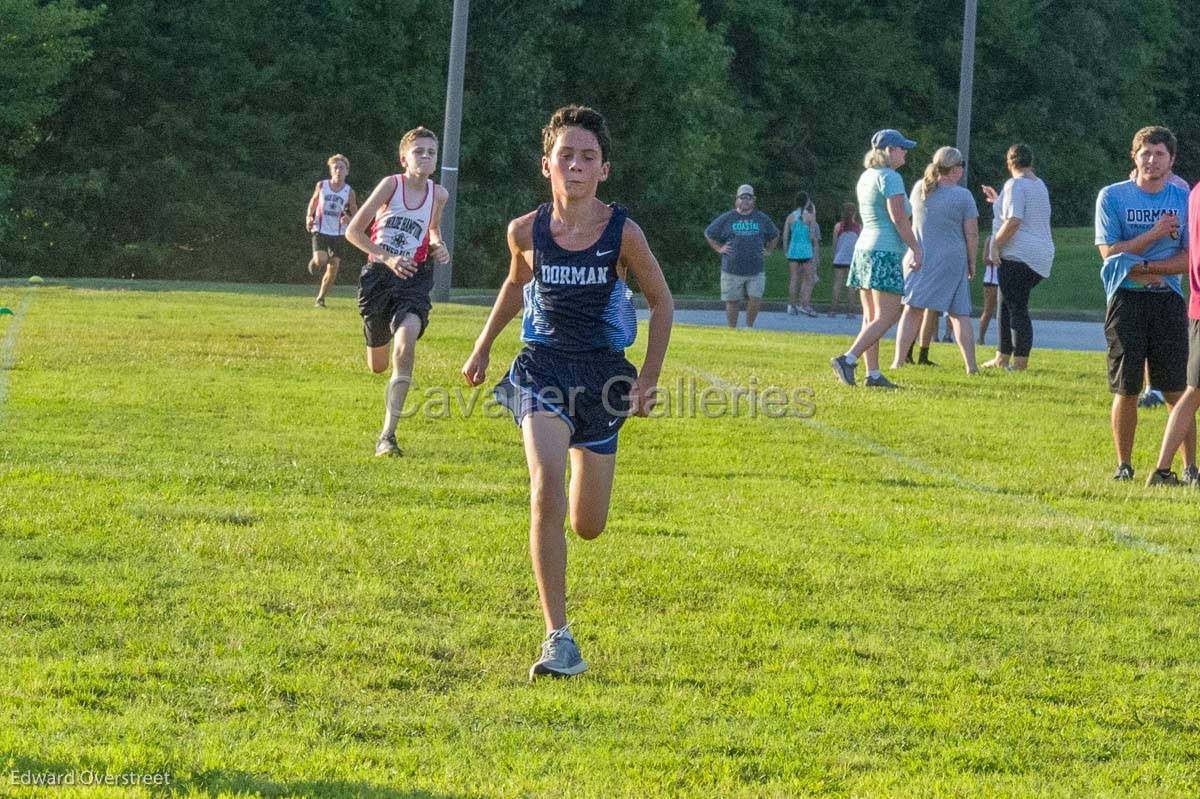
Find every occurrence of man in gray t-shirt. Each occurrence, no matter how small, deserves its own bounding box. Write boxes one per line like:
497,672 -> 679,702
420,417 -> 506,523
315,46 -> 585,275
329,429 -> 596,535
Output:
705,183 -> 780,328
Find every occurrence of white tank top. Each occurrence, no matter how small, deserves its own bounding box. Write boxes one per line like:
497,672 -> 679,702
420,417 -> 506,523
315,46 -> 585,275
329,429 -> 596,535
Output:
315,180 -> 352,236
370,176 -> 435,263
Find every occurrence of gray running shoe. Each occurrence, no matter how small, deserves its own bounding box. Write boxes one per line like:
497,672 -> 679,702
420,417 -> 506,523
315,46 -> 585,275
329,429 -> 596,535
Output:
374,434 -> 401,457
1113,463 -> 1134,482
1146,469 -> 1182,487
800,306 -> 818,317
1185,465 -> 1200,486
529,626 -> 587,679
865,373 -> 898,389
830,354 -> 857,386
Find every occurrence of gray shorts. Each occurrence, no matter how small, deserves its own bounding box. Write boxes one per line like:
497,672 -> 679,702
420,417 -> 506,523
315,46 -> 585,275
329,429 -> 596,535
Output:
720,272 -> 765,301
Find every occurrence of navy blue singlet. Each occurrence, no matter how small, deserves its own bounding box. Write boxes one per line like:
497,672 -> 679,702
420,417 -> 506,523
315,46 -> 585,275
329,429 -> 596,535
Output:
521,203 -> 638,356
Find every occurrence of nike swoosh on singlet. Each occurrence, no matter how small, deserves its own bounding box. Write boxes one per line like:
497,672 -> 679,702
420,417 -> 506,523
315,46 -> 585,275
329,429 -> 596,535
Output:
595,249 -> 615,257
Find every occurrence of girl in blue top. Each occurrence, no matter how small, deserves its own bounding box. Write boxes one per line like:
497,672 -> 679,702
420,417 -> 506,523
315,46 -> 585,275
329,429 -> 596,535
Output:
830,129 -> 921,388
784,193 -> 821,316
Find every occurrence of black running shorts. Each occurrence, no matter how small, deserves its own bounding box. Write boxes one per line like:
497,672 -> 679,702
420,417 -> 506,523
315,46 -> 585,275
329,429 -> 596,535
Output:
1104,288 -> 1187,395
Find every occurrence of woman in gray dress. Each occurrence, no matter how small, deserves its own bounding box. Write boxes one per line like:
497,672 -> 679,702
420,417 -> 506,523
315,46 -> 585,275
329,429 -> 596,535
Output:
891,146 -> 980,373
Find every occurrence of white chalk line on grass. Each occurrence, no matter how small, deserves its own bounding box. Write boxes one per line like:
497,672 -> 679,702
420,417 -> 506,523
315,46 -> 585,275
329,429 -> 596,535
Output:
685,365 -> 1181,561
0,293 -> 33,422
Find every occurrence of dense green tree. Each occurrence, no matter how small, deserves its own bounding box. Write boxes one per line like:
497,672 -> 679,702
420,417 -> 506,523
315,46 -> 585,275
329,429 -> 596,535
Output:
3,0 -> 1198,286
0,0 -> 99,264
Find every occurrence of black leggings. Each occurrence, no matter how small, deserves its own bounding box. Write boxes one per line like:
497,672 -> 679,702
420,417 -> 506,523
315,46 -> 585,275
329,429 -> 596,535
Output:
997,258 -> 1043,357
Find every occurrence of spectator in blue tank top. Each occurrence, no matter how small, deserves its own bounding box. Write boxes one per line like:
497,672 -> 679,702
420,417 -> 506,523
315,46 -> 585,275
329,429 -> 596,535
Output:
462,105 -> 674,680
784,192 -> 821,317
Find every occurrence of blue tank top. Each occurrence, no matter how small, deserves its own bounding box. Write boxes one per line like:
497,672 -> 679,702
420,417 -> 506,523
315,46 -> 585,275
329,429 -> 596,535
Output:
786,211 -> 814,260
521,203 -> 638,356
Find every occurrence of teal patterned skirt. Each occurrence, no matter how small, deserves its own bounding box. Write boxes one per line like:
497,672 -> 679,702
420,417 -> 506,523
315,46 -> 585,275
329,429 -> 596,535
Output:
847,249 -> 904,294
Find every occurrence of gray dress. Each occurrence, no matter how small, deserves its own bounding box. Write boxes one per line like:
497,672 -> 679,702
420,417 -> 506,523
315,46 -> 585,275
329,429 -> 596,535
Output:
905,183 -> 979,315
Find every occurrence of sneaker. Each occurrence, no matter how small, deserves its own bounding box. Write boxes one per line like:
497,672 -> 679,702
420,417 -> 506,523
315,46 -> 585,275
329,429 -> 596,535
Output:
1185,465 -> 1200,486
1137,389 -> 1165,409
1113,463 -> 1134,482
830,354 -> 857,386
1146,468 -> 1183,487
865,373 -> 898,389
917,358 -> 939,367
529,626 -> 587,679
786,304 -> 798,316
374,434 -> 402,457
800,306 -> 818,318
315,297 -> 326,308
941,333 -> 955,343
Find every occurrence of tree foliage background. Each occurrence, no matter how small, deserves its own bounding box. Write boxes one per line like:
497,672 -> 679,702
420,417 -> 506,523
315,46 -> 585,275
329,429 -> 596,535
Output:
1,0 -> 1196,289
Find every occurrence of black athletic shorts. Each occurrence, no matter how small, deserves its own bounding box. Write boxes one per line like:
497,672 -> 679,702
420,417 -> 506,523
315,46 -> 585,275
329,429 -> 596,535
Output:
494,345 -> 638,455
357,263 -> 432,347
312,233 -> 352,261
1187,319 -> 1200,389
1104,288 -> 1187,395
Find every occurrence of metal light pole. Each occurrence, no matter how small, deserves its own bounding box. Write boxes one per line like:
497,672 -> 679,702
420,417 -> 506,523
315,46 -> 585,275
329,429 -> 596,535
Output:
433,0 -> 469,303
955,0 -> 977,186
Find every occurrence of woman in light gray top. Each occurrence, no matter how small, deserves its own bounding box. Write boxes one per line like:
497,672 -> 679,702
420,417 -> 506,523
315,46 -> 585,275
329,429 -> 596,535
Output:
980,143 -> 1054,370
892,146 -> 980,373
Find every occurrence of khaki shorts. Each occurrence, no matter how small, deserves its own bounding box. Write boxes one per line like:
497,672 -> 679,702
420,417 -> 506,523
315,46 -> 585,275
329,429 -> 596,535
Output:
720,271 -> 765,302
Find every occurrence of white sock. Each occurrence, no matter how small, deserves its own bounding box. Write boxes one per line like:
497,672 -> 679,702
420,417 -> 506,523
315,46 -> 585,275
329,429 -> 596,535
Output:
867,369 -> 881,379
382,375 -> 410,437
843,352 -> 858,365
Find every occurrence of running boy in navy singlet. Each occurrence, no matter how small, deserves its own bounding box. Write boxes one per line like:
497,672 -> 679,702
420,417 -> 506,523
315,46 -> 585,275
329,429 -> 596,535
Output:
345,127 -> 450,456
462,106 -> 674,679
305,154 -> 359,307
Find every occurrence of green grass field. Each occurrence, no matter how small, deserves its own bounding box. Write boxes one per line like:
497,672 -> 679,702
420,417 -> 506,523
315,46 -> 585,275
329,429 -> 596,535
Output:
2,280 -> 1200,798
754,227 -> 1106,314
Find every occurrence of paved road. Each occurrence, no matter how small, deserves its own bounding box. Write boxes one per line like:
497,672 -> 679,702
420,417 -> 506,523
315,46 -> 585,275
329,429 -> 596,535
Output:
641,309 -> 1106,353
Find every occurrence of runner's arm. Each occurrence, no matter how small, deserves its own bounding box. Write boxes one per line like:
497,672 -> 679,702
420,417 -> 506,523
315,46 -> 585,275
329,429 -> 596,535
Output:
305,183 -> 321,231
462,214 -> 535,386
620,219 -> 674,416
427,185 -> 451,264
345,177 -> 415,276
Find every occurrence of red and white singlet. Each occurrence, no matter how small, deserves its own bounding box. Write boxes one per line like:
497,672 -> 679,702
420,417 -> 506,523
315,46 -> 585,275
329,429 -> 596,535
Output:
314,180 -> 352,236
369,176 -> 435,264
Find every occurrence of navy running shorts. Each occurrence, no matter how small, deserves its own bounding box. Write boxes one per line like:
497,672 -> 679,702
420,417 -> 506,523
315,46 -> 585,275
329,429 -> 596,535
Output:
494,346 -> 638,455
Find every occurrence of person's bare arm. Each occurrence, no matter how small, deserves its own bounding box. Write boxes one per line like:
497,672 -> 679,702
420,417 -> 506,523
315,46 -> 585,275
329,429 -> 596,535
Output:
887,194 -> 921,267
305,183 -> 321,231
426,185 -> 452,265
1128,250 -> 1189,277
345,177 -> 416,278
1097,212 -> 1179,259
461,213 -> 536,386
619,219 -> 674,417
341,189 -> 359,228
963,217 -> 979,279
706,234 -> 732,255
994,217 -> 1022,251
